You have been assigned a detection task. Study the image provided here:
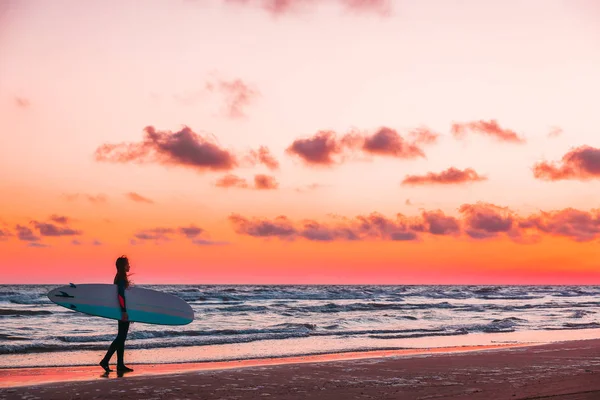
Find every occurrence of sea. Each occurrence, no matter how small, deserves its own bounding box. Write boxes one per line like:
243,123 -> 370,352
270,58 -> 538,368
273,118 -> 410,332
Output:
2,284 -> 600,369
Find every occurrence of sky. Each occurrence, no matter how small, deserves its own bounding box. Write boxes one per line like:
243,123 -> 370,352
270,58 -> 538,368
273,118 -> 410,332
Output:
1,0 -> 600,284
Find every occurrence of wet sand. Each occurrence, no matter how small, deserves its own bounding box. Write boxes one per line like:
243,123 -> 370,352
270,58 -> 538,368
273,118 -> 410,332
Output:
1,339 -> 600,399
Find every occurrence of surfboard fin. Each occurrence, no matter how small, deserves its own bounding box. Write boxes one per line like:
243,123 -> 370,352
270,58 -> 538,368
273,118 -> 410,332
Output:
55,291 -> 74,298
69,304 -> 77,310
69,283 -> 76,288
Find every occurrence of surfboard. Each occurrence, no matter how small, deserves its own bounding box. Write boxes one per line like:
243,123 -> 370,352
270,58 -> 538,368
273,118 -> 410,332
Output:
47,283 -> 194,325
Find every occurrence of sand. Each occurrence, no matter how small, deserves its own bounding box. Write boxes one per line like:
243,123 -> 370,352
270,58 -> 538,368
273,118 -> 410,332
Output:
1,339 -> 600,399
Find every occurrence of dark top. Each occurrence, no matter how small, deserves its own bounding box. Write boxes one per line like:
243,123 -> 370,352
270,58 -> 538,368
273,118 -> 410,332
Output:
116,279 -> 127,313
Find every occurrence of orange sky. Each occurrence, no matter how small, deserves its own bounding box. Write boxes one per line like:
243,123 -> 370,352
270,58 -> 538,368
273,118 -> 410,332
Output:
1,0 -> 600,284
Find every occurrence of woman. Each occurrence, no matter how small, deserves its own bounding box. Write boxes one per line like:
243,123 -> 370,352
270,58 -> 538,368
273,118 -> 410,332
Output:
99,255 -> 134,373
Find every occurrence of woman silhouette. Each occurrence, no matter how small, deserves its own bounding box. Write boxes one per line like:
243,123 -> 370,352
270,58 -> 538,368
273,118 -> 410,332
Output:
99,255 -> 134,372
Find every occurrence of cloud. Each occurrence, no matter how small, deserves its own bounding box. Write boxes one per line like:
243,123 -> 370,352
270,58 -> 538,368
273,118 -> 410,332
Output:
286,130 -> 351,166
14,96 -> 30,108
229,204 -> 600,244
95,125 -> 237,172
408,127 -> 440,146
32,221 -> 82,237
458,203 -> 515,239
246,146 -> 280,170
451,120 -> 526,143
134,227 -> 175,242
548,126 -> 563,138
362,127 -> 425,159
71,239 -> 81,245
229,211 -> 459,242
532,146 -> 600,181
222,0 -> 390,15
178,225 -> 204,239
133,224 -> 224,245
192,238 -> 229,246
518,208 -> 600,243
229,214 -> 297,239
215,174 -> 250,188
401,167 -> 487,186
15,225 -> 40,242
92,239 -> 103,246
254,174 -> 279,190
28,242 -> 49,248
421,211 -> 461,235
62,193 -> 108,204
49,215 -> 71,224
0,228 -> 11,240
126,192 -> 155,204
206,78 -> 259,119
286,127 -> 428,167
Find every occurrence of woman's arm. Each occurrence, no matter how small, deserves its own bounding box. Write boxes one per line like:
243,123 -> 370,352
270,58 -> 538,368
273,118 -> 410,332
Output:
117,280 -> 127,313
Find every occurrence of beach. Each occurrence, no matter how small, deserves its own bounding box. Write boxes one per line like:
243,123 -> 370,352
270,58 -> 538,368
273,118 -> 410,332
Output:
2,339 -> 600,399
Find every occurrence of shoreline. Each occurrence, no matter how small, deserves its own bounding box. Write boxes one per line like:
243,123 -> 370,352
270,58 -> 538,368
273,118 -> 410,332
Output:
1,338 -> 600,399
0,341 -> 554,388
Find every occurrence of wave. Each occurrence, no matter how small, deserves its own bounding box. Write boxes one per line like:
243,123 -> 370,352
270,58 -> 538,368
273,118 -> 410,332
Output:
0,308 -> 52,316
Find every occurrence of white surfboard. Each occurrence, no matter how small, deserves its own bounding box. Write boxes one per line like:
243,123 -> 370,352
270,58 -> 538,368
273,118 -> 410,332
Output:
47,283 -> 194,325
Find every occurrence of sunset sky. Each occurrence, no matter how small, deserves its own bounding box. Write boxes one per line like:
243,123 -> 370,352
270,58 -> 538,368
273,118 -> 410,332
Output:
1,0 -> 600,284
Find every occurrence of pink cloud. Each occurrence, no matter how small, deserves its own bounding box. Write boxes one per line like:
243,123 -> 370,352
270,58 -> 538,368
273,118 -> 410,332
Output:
126,192 -> 154,204
254,174 -> 279,190
95,125 -> 237,172
246,146 -> 280,170
402,167 -> 487,186
532,146 -> 600,181
206,78 -> 259,119
451,120 -> 526,143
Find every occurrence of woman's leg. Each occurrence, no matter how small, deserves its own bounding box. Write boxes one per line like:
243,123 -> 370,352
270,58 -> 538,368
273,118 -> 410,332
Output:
101,320 -> 129,368
116,320 -> 130,368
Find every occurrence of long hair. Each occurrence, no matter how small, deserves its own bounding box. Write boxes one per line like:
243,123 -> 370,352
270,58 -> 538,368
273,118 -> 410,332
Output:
114,255 -> 131,288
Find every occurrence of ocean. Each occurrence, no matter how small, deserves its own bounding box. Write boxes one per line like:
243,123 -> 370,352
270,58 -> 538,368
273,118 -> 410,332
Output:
1,284 -> 600,369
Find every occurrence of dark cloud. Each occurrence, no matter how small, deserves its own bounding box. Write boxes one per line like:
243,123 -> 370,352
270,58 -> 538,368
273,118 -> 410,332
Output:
49,215 -> 71,224
402,167 -> 487,186
15,225 -> 40,242
286,130 -> 350,166
126,192 -> 155,204
229,214 -> 297,239
451,120 -> 526,143
421,211 -> 461,235
71,239 -> 81,245
532,146 -> 600,181
362,127 -> 425,159
32,221 -> 81,237
229,204 -> 600,244
518,208 -> 600,242
459,203 -> 515,239
286,127 -> 428,166
95,125 -> 237,172
134,227 -> 175,241
179,225 -> 204,239
133,224 -> 224,246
